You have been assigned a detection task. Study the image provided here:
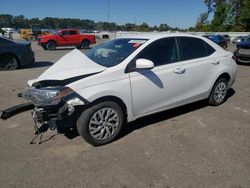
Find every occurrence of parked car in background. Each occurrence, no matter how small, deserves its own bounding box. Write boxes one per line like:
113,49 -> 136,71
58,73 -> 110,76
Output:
241,35 -> 250,43
232,36 -> 247,44
38,29 -> 96,50
0,37 -> 34,70
20,34 -> 237,146
203,35 -> 228,49
223,34 -> 230,42
235,38 -> 250,64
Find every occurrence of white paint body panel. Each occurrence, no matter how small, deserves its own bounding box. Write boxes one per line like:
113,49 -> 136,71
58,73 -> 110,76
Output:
28,33 -> 237,122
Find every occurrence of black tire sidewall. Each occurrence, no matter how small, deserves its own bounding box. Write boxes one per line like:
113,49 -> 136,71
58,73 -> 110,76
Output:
81,40 -> 90,49
77,101 -> 125,146
47,41 -> 56,50
0,55 -> 18,70
209,78 -> 228,106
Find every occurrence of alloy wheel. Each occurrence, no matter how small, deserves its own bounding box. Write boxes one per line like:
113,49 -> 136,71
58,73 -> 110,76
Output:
89,107 -> 120,141
213,82 -> 227,103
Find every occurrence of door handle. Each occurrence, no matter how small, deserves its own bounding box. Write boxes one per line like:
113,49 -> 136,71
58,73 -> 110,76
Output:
173,67 -> 186,74
212,60 -> 220,65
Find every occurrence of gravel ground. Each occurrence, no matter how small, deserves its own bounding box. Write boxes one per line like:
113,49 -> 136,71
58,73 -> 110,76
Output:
0,41 -> 250,188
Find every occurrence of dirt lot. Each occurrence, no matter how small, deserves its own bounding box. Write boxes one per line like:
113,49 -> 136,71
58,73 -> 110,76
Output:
0,41 -> 250,188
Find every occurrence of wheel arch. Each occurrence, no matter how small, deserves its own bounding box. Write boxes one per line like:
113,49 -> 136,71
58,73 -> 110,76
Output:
90,95 -> 128,123
216,72 -> 231,83
81,39 -> 90,43
47,40 -> 57,46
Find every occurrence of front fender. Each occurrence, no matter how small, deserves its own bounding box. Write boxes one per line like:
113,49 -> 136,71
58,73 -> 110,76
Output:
69,78 -> 135,122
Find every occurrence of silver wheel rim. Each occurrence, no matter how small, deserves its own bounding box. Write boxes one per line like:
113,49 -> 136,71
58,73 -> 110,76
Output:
214,82 -> 227,103
89,107 -> 120,141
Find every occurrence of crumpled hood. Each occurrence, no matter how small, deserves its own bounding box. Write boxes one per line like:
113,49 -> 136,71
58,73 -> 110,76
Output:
28,49 -> 106,86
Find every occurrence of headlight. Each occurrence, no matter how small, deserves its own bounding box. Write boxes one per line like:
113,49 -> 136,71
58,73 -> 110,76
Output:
22,87 -> 74,106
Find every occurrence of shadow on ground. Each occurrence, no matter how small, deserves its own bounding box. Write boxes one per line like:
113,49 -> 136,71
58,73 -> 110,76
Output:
237,62 -> 250,66
25,61 -> 54,69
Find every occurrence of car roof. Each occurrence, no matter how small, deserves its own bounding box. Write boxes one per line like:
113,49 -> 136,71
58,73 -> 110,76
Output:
117,33 -> 206,41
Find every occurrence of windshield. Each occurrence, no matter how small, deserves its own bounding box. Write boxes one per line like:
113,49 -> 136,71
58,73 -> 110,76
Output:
85,38 -> 148,67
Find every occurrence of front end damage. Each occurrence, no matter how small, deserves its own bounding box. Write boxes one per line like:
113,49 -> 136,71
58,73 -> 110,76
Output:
0,49 -> 105,144
0,85 -> 87,144
22,86 -> 87,142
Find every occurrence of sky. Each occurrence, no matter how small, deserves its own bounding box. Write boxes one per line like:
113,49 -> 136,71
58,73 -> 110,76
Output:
0,0 -> 207,28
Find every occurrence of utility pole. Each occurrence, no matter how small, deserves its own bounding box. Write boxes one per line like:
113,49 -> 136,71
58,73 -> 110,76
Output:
134,16 -> 137,31
107,0 -> 110,23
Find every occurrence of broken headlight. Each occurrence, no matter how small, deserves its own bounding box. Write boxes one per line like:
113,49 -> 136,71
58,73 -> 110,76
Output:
22,87 -> 75,106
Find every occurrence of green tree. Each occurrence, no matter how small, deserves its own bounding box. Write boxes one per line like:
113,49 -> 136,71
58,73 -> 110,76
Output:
0,14 -> 13,27
210,1 -> 230,31
239,0 -> 250,31
138,22 -> 149,31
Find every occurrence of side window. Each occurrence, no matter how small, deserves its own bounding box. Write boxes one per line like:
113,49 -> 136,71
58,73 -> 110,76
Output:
69,30 -> 77,35
137,37 -> 178,66
62,31 -> 69,35
178,37 -> 208,61
245,36 -> 250,42
204,42 -> 216,56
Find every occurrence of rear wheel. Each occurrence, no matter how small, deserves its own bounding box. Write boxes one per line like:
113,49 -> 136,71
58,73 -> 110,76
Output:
77,101 -> 125,146
81,40 -> 90,49
209,78 -> 228,106
46,41 -> 56,50
0,54 -> 19,70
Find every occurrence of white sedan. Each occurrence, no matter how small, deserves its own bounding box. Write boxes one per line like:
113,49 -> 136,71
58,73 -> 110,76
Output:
22,33 -> 237,146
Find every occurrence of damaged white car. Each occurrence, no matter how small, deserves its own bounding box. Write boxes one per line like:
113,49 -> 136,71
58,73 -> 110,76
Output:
1,34 -> 237,146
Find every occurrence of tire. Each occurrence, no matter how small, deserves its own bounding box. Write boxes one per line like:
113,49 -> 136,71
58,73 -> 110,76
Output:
46,41 -> 56,50
0,54 -> 19,70
209,78 -> 228,106
77,101 -> 125,146
81,40 -> 90,49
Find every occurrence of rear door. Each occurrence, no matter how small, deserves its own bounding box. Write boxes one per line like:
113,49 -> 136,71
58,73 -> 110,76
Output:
176,37 -> 219,103
129,37 -> 186,117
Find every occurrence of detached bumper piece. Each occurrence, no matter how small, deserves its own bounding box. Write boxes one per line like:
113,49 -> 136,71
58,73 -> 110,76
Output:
0,102 -> 34,120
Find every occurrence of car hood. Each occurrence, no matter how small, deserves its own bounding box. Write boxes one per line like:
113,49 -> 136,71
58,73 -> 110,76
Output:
28,49 -> 106,86
237,42 -> 250,48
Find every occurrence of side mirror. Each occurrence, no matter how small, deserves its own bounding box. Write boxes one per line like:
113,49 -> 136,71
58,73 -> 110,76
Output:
136,58 -> 154,69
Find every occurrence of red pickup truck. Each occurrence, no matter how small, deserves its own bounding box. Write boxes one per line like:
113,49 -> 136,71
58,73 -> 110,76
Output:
38,29 -> 96,50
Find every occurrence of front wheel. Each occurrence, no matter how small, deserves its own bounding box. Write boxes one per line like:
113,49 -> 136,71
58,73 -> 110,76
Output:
0,55 -> 19,70
46,41 -> 57,50
77,101 -> 125,146
209,78 -> 228,106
